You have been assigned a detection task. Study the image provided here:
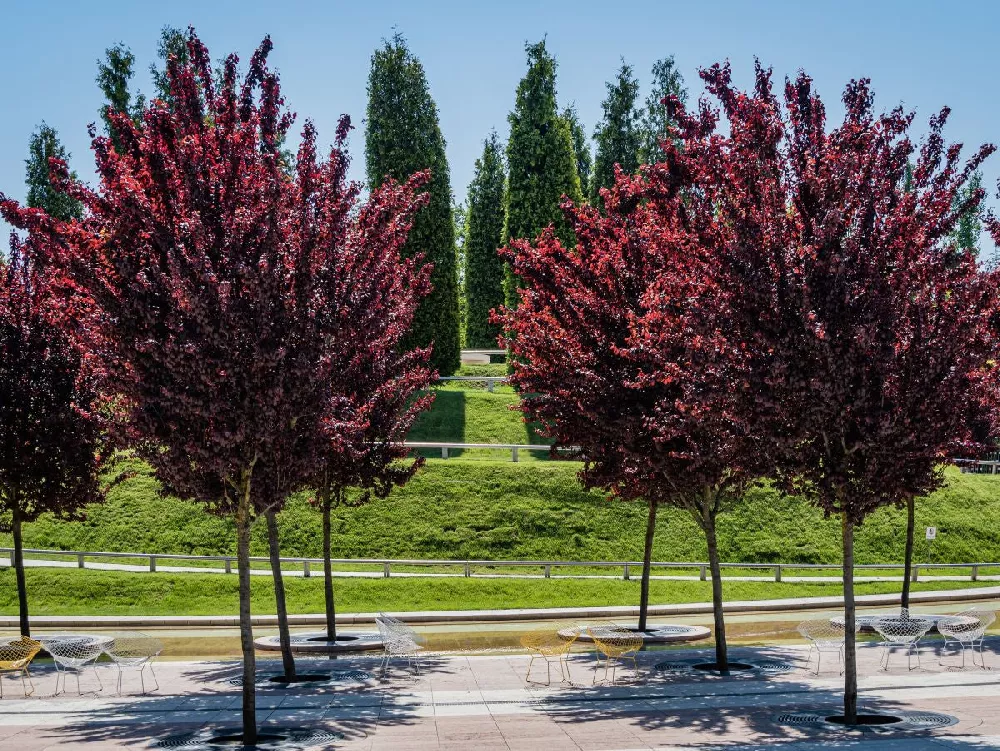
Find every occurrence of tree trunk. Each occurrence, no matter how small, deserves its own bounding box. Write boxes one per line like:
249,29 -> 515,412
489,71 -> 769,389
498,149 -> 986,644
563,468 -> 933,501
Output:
900,495 -> 915,613
637,499 -> 658,632
703,506 -> 728,674
266,509 -> 296,681
842,513 -> 858,725
236,478 -> 257,746
12,510 -> 29,637
323,498 -> 336,642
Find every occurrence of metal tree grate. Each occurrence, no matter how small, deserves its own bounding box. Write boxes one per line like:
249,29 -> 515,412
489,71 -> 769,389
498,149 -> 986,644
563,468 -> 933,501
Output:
653,659 -> 795,676
155,728 -> 345,750
773,710 -> 958,732
228,669 -> 372,687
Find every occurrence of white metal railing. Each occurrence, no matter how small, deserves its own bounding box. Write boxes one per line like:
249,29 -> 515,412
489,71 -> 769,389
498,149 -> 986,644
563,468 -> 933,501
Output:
404,441 -> 557,462
2,546 -> 999,583
435,376 -> 507,392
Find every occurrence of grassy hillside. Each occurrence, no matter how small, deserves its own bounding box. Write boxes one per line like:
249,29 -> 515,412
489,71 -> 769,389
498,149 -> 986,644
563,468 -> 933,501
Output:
4,380 -> 1000,566
6,455 -> 1000,566
0,568 -> 982,616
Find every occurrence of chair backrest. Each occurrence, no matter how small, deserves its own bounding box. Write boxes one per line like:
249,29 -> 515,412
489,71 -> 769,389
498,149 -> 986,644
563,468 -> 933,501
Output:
939,608 -> 996,641
589,624 -> 642,657
797,619 -> 847,644
109,632 -> 163,661
0,636 -> 42,669
46,635 -> 105,665
376,613 -> 421,655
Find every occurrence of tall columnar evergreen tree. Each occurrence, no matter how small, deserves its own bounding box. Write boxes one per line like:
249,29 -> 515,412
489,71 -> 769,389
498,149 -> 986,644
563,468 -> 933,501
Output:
366,34 -> 460,375
951,170 -> 984,256
591,62 -> 642,207
150,25 -> 190,102
503,40 -> 582,306
464,133 -> 507,348
638,56 -> 687,165
25,124 -> 82,221
95,43 -> 145,151
0,237 -> 106,638
562,105 -> 592,199
3,31 -> 430,745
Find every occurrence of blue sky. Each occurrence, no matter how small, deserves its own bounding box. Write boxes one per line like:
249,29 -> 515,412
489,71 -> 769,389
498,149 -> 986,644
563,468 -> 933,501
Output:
2,0 -> 998,249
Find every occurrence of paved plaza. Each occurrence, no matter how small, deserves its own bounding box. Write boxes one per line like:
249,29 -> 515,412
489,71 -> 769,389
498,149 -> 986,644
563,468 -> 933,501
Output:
2,633 -> 1000,750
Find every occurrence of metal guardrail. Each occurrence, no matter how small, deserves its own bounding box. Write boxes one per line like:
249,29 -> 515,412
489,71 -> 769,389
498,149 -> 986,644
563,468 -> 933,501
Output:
436,376 -> 507,392
2,546 -> 998,583
954,458 -> 1000,474
404,441 -> 555,462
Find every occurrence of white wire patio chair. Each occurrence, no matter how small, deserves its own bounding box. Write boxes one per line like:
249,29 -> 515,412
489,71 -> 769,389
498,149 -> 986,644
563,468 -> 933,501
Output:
45,635 -> 106,695
588,624 -> 642,685
375,613 -> 425,678
797,619 -> 857,675
938,607 -> 995,670
873,613 -> 933,671
107,632 -> 163,694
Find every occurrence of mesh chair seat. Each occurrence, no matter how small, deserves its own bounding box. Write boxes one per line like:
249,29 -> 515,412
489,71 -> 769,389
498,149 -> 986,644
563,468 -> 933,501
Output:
798,619 -> 857,675
44,635 -> 108,695
938,608 -> 995,669
0,636 -> 42,698
873,613 -> 933,671
589,625 -> 643,685
376,614 -> 424,678
520,628 -> 579,685
107,632 -> 163,694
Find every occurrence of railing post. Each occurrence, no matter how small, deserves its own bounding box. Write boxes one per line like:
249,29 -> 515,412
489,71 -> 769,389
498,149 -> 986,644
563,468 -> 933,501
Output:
972,564 -> 979,582
623,563 -> 630,581
512,447 -> 519,462
303,561 -> 310,578
441,446 -> 449,459
774,565 -> 781,582
383,563 -> 391,578
911,565 -> 919,583
487,380 -> 495,393
699,565 -> 707,581
544,565 -> 551,578
78,553 -> 85,569
225,558 -> 232,574
464,562 -> 471,577
149,555 -> 157,573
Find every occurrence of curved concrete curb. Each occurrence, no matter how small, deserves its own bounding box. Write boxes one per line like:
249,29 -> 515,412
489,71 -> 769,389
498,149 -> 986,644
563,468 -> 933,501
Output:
253,630 -> 382,654
3,585 -> 997,629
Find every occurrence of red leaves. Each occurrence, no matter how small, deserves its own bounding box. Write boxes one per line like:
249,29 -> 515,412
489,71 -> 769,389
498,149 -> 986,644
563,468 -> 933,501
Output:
0,29 -> 433,518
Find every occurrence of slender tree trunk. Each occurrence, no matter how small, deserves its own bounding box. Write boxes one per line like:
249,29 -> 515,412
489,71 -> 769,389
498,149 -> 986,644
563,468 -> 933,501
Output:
703,505 -> 728,674
900,495 -> 915,613
637,499 -> 658,632
842,513 -> 858,724
236,477 -> 257,746
266,509 -> 296,680
322,497 -> 336,642
12,509 -> 29,637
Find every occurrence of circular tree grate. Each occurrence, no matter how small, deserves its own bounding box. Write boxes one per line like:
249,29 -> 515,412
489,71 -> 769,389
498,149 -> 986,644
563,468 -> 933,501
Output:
228,669 -> 371,687
653,659 -> 795,677
774,710 -> 958,732
155,728 -> 344,750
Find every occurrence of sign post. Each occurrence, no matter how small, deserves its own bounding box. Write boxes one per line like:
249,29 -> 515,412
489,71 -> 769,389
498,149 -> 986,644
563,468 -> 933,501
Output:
925,527 -> 937,563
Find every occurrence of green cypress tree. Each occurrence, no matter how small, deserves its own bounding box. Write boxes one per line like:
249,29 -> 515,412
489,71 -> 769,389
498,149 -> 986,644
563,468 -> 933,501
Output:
464,133 -> 507,348
96,43 -> 145,151
951,170 -> 983,256
366,34 -> 460,374
591,62 -> 642,206
639,56 -> 687,165
25,124 -> 82,221
504,40 -> 583,306
150,26 -> 190,102
562,105 -> 592,199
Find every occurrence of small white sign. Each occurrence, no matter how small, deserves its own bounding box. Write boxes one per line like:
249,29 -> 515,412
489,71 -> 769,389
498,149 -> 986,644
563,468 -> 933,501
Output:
926,527 -> 937,541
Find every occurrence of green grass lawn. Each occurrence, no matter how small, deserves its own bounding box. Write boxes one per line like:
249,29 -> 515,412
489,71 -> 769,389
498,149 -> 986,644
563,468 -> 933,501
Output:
8,457 -> 1000,566
0,568 -> 986,617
